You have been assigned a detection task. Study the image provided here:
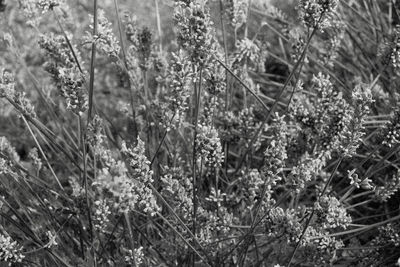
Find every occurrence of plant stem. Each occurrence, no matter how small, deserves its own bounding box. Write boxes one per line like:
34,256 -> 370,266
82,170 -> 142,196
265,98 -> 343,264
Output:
88,0 -> 98,121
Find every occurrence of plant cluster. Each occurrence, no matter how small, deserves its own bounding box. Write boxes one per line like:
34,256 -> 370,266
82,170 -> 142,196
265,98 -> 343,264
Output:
0,0 -> 400,266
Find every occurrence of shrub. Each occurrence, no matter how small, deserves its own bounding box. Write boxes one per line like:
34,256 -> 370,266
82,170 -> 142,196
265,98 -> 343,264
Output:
0,0 -> 400,266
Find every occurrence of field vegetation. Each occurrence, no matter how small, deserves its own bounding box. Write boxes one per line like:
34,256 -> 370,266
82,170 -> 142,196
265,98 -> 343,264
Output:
0,0 -> 400,266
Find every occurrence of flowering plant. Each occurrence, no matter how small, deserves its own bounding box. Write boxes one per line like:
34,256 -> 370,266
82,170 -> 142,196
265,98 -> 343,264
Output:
0,0 -> 399,266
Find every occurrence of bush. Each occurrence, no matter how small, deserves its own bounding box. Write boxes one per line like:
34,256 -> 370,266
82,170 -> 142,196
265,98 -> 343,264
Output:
0,0 -> 400,266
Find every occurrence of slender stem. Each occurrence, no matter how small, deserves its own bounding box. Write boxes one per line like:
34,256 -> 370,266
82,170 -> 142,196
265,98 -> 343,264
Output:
78,115 -> 94,262
150,114 -> 176,167
154,0 -> 163,53
219,0 -> 230,188
192,67 -> 203,266
88,0 -> 98,121
22,116 -> 64,190
54,11 -> 83,74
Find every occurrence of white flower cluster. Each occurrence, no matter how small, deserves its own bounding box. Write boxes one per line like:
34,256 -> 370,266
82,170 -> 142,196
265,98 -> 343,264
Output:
288,153 -> 327,192
95,138 -> 159,215
87,115 -> 105,155
196,124 -> 224,170
0,137 -> 20,175
19,0 -> 68,26
44,231 -> 58,249
196,207 -> 235,247
244,169 -> 264,206
229,0 -> 250,29
264,114 -> 288,178
39,33 -> 87,114
233,38 -> 262,67
124,247 -> 144,266
391,26 -> 400,69
0,69 -> 14,98
93,199 -> 111,233
174,0 -> 215,65
375,171 -> 400,202
84,9 -> 121,59
68,176 -> 84,197
302,227 -> 344,265
265,207 -> 303,244
57,67 -> 87,113
340,81 -> 374,157
161,168 -> 193,220
298,0 -> 339,30
0,137 -> 20,163
0,234 -> 24,265
347,169 -> 374,190
0,158 -> 13,175
382,110 -> 400,148
28,147 -> 43,171
166,50 -> 194,126
0,69 -> 36,118
314,195 -> 352,229
121,139 -> 160,215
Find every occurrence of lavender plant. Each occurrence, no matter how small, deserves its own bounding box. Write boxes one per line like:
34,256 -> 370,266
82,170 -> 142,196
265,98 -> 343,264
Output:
0,0 -> 400,266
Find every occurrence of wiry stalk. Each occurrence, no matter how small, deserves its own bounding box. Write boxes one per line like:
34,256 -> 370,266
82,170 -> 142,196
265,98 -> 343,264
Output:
21,116 -> 64,190
88,0 -> 98,121
192,67 -> 203,266
78,115 -> 95,263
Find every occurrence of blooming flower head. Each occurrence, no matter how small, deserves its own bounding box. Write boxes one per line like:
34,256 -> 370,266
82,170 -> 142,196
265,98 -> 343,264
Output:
87,115 -> 105,155
93,199 -> 111,233
289,28 -> 309,63
196,123 -> 224,170
136,27 -> 153,70
84,9 -> 121,59
226,0 -> 250,29
314,195 -> 352,229
0,69 -> 15,98
166,50 -> 194,125
19,0 -> 69,26
97,137 -> 160,215
301,227 -> 344,265
347,169 -> 374,190
382,109 -> 400,148
264,207 -> 303,244
375,170 -> 400,202
161,166 -> 193,220
298,0 -> 339,30
0,234 -> 24,265
287,153 -> 326,192
125,247 -> 144,266
339,81 -> 374,156
28,147 -> 43,171
44,231 -> 58,248
0,69 -> 37,118
233,38 -> 261,67
0,137 -> 20,176
263,114 -> 288,177
310,73 -> 350,150
39,33 -> 88,114
174,0 -> 215,65
390,26 -> 400,70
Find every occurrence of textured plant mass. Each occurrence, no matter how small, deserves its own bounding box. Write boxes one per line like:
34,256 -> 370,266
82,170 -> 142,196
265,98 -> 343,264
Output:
1,0 -> 400,266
